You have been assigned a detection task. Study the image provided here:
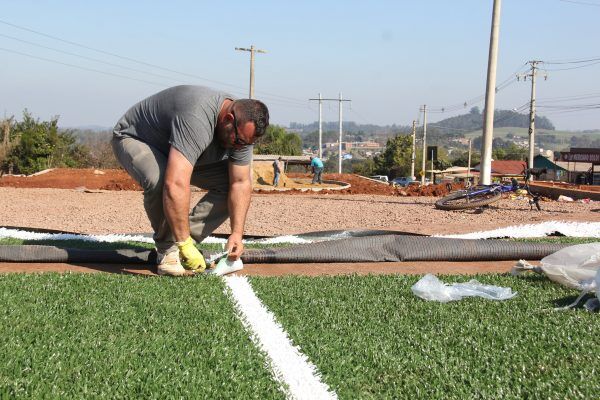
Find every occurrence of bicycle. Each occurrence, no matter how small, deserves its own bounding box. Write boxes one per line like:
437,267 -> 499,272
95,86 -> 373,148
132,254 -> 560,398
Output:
434,168 -> 545,211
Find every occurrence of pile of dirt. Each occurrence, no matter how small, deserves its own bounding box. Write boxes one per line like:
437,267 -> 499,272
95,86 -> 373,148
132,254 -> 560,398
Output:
402,182 -> 465,197
0,168 -> 460,196
252,163 -> 345,190
252,163 -> 293,187
257,173 -> 398,195
0,169 -> 141,191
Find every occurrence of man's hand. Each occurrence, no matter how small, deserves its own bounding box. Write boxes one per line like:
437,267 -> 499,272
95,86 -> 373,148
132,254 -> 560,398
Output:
177,237 -> 206,272
226,233 -> 244,260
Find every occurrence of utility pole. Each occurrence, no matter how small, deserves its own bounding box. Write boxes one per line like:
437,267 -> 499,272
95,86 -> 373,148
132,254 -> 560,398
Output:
467,139 -> 472,182
338,93 -> 344,174
1,119 -> 9,148
420,105 -> 427,185
518,60 -> 545,180
480,0 -> 502,185
308,93 -> 323,158
410,120 -> 416,180
430,148 -> 434,183
310,94 -> 351,173
235,45 -> 267,99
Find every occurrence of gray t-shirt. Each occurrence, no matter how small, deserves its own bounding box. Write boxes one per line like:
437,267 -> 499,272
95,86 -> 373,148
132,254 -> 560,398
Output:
113,85 -> 253,166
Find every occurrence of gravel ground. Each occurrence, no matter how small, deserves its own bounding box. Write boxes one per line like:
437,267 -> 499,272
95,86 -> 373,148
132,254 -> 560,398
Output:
1,187 -> 598,236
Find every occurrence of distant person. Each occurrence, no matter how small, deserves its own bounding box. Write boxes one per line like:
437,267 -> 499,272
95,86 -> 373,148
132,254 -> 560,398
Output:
111,85 -> 269,276
310,156 -> 324,184
273,156 -> 283,186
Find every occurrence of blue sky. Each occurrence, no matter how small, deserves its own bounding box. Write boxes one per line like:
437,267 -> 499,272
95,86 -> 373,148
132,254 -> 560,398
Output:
1,0 -> 599,130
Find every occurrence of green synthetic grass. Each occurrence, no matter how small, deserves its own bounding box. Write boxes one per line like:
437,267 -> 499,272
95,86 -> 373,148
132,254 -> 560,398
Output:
0,238 -> 292,251
0,273 -> 284,399
509,237 -> 599,245
251,274 -> 600,399
0,236 -> 597,251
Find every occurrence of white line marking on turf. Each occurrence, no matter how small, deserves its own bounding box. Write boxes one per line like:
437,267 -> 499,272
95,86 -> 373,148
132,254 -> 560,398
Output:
0,228 -> 311,245
223,275 -> 337,400
437,221 -> 600,239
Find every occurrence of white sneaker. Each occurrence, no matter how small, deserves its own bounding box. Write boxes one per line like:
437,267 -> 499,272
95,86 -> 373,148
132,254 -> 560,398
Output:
205,257 -> 244,276
156,250 -> 187,277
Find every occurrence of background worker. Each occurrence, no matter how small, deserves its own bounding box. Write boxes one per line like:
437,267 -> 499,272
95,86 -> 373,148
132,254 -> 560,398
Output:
273,156 -> 283,186
310,155 -> 324,184
111,85 -> 269,276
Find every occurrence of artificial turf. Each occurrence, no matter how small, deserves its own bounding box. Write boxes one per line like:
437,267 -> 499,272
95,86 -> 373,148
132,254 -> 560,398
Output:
0,273 -> 284,399
0,238 -> 293,251
250,274 -> 600,399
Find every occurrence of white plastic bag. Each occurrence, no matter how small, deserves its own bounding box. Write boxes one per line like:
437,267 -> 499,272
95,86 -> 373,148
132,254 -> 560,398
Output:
411,274 -> 517,303
538,243 -> 600,292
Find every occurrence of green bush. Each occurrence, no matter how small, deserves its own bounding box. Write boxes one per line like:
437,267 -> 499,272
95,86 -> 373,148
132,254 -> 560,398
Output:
3,110 -> 90,175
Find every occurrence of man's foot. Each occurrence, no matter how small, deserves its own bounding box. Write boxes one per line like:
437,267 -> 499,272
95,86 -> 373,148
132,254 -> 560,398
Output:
156,249 -> 187,276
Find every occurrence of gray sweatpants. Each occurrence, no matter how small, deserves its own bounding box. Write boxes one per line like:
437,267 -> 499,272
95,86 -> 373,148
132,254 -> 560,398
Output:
111,135 -> 230,254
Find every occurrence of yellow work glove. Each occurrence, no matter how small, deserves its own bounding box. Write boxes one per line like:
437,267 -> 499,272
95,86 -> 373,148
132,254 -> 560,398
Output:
176,237 -> 206,272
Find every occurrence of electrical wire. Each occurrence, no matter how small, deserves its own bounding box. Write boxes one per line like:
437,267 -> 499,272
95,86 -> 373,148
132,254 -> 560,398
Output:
0,18 -> 309,107
426,62 -> 529,114
0,47 -> 169,87
558,0 -> 600,7
0,33 -> 187,84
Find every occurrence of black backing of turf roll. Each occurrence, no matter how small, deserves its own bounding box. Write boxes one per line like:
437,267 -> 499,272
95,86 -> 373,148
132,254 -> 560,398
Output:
0,245 -> 156,264
1,227 -> 426,241
241,236 -> 566,263
0,236 -> 566,264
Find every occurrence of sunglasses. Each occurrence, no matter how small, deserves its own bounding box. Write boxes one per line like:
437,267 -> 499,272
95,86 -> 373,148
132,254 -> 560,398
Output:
232,112 -> 252,146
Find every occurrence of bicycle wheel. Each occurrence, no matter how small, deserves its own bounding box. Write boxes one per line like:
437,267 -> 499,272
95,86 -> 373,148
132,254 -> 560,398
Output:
435,188 -> 502,210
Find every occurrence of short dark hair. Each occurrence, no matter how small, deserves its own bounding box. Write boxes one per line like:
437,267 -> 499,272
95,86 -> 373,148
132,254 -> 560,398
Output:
232,99 -> 269,137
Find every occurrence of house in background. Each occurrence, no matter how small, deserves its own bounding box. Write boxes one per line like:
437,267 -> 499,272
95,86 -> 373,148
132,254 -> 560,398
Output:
556,148 -> 599,185
533,154 -> 568,181
473,160 -> 527,181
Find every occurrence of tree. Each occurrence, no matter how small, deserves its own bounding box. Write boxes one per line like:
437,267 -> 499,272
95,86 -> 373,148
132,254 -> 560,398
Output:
3,110 -> 89,174
373,135 -> 412,178
351,158 -> 376,176
451,149 -> 481,167
253,125 -> 302,156
492,143 -> 527,160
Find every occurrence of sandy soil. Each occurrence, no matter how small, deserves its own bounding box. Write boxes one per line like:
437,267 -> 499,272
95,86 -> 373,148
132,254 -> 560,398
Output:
1,168 -> 598,276
1,187 -> 598,237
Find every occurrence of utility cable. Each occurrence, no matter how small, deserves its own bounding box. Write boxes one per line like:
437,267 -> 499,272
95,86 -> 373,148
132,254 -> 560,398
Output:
0,18 -> 309,106
0,47 -> 168,87
0,33 -> 188,84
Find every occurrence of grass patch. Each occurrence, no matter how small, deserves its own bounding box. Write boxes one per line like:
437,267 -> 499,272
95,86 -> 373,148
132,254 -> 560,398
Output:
0,274 -> 284,399
251,274 -> 600,399
0,238 -> 293,251
508,237 -> 599,245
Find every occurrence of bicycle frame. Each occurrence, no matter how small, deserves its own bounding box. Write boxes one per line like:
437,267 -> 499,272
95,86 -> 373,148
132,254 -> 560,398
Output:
461,182 -> 517,199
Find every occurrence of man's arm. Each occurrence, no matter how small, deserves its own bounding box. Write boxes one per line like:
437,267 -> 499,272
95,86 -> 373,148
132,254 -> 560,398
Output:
227,162 -> 252,259
163,147 -> 193,241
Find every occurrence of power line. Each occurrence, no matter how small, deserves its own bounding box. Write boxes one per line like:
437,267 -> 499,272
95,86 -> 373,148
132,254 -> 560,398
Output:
558,0 -> 600,7
427,62 -> 529,114
544,56 -> 600,64
537,92 -> 600,102
0,32 -> 187,84
0,47 -> 168,87
541,60 -> 600,71
0,18 -> 309,106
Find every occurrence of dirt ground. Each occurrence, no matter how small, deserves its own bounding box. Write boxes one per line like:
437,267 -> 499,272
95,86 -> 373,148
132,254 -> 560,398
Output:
1,168 -> 598,276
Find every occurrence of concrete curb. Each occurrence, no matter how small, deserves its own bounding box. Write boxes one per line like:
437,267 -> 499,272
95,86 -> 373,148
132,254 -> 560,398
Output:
254,179 -> 350,192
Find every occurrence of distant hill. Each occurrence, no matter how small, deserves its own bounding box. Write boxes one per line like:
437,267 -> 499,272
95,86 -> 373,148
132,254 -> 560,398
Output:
65,125 -> 112,132
430,107 -> 555,134
289,107 -> 555,137
288,121 -> 411,135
